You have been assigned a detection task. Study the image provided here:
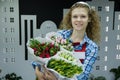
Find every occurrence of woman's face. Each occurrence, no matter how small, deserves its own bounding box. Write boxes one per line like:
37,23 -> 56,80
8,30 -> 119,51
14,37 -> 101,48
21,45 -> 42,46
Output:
71,7 -> 89,31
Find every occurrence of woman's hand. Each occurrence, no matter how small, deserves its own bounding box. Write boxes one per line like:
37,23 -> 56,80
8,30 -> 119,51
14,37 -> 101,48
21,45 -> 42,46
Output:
43,65 -> 58,80
35,66 -> 45,80
35,65 -> 58,80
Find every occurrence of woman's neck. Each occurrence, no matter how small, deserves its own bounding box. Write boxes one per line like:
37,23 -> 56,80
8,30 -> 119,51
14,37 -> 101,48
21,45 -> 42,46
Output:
70,29 -> 85,43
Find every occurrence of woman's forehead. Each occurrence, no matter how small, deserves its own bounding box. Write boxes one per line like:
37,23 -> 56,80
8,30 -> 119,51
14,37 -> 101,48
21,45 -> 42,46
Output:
72,8 -> 89,14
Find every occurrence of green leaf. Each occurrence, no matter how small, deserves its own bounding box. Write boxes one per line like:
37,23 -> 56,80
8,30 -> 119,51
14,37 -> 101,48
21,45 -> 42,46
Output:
110,68 -> 117,73
110,66 -> 120,80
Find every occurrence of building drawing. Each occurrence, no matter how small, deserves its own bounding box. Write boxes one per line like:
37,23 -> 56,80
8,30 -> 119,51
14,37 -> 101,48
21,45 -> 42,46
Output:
86,0 -> 120,79
0,0 -> 120,79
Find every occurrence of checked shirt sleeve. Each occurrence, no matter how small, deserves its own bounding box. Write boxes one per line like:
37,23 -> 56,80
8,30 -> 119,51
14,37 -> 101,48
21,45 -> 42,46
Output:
77,43 -> 98,80
56,30 -> 72,39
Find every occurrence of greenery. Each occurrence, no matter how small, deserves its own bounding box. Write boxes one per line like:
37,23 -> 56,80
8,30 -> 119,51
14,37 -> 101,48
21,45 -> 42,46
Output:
94,76 -> 106,80
1,72 -> 22,80
89,74 -> 106,80
110,66 -> 120,80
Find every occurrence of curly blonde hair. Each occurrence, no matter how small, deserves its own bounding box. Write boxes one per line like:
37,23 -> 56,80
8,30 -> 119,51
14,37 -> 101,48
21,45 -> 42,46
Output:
59,2 -> 101,44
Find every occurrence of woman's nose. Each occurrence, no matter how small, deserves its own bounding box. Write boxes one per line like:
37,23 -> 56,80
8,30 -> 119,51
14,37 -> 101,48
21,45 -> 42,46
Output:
77,17 -> 82,21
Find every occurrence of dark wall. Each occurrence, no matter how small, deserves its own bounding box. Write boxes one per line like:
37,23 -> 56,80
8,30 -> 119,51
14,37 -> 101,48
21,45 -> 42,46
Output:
19,0 -> 120,28
19,0 -> 90,28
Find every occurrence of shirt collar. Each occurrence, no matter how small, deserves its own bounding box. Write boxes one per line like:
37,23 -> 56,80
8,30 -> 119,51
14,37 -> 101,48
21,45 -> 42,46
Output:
81,34 -> 90,45
68,30 -> 90,45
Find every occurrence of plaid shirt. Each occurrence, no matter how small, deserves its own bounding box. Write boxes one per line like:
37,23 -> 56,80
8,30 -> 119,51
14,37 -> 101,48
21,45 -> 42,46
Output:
57,30 -> 98,80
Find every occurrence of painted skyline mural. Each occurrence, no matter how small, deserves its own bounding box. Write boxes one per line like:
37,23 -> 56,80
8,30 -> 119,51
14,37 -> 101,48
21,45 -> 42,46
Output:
0,0 -> 120,80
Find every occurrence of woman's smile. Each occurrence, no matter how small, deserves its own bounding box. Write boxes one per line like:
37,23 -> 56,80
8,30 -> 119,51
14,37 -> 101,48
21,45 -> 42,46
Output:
71,7 -> 89,31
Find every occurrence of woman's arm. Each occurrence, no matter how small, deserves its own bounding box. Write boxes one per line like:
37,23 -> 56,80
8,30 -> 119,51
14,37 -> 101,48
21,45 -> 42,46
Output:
77,45 -> 98,80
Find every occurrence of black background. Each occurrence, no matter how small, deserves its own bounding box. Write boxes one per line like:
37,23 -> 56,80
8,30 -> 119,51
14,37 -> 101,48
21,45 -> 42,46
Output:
19,0 -> 120,28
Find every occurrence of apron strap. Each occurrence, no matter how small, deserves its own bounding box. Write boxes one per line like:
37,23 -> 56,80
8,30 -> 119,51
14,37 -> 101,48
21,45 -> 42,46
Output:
73,42 -> 86,64
74,43 -> 86,52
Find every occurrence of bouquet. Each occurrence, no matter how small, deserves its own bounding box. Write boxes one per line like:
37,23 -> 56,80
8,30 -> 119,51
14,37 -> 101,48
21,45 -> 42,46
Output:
46,51 -> 83,79
46,32 -> 73,52
27,32 -> 83,79
27,37 -> 60,64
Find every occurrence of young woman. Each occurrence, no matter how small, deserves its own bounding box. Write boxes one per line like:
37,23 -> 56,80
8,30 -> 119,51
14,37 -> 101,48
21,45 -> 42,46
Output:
35,1 -> 100,80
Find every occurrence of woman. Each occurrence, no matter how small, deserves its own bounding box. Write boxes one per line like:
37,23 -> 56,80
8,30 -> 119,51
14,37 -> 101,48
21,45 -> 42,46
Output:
35,1 -> 100,80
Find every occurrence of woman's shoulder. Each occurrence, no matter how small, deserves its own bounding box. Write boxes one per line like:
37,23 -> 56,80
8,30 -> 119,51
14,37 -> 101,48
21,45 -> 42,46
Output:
86,39 -> 98,54
57,29 -> 72,37
57,29 -> 71,34
57,29 -> 71,33
87,38 -> 98,49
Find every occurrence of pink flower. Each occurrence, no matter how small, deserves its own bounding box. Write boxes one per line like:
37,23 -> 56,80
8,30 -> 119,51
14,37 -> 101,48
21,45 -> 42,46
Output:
56,38 -> 61,43
60,39 -> 66,44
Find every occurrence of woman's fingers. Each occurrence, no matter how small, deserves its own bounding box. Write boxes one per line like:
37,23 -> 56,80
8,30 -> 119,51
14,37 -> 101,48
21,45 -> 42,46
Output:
42,65 -> 57,80
45,73 -> 58,80
35,66 -> 45,80
42,65 -> 50,74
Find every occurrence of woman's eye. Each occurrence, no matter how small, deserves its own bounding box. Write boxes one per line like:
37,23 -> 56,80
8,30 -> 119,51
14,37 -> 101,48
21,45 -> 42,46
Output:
72,15 -> 87,19
81,15 -> 86,18
73,15 -> 77,18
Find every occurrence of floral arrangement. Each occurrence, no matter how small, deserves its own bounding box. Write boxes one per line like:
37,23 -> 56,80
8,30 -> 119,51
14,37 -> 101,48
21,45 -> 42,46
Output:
28,38 -> 60,58
46,51 -> 83,79
27,37 -> 60,63
47,58 -> 83,78
58,51 -> 77,62
46,32 -> 73,51
27,32 -> 83,79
